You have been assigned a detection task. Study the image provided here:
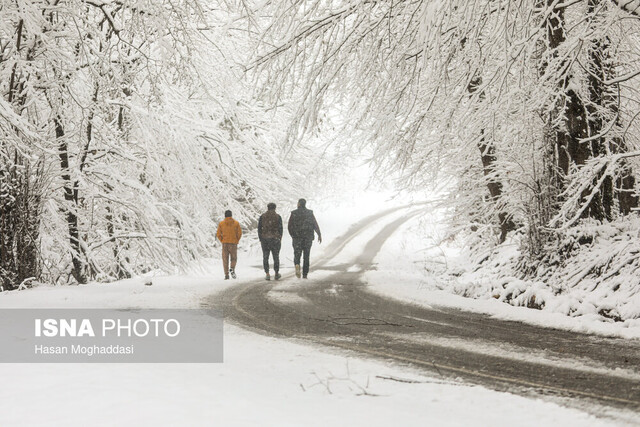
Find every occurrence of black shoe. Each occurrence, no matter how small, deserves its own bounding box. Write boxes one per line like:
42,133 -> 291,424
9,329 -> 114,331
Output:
302,275 -> 307,279
224,275 -> 229,280
230,268 -> 237,279
275,273 -> 281,280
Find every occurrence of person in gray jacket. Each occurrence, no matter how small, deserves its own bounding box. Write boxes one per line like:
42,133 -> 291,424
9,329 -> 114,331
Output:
258,202 -> 283,280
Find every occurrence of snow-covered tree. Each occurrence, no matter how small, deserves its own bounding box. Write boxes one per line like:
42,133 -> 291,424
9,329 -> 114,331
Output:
244,0 -> 640,258
1,0 -> 304,287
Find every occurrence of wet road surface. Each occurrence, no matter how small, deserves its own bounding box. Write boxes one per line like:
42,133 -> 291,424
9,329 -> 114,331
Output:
209,207 -> 640,411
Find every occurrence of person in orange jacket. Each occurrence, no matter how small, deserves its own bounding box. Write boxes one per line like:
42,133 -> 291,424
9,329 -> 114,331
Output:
216,210 -> 242,279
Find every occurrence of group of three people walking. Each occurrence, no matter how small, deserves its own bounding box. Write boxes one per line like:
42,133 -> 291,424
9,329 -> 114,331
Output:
215,199 -> 322,280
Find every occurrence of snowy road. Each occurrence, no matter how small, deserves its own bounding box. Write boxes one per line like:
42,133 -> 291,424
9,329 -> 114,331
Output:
213,207 -> 640,411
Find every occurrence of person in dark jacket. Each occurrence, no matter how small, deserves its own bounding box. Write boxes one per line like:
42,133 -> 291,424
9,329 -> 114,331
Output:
258,202 -> 283,281
287,198 -> 322,279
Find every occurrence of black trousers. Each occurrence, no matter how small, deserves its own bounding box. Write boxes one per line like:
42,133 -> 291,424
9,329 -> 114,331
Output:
292,237 -> 313,276
261,238 -> 281,273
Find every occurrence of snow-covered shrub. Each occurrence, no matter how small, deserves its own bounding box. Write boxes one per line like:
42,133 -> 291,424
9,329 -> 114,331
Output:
451,215 -> 640,322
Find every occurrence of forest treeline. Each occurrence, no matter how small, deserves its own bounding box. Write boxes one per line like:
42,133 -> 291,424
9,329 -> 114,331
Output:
2,0 -> 640,288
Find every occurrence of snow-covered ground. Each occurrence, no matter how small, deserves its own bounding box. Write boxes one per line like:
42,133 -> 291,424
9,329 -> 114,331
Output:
0,270 -> 627,426
0,166 -> 637,426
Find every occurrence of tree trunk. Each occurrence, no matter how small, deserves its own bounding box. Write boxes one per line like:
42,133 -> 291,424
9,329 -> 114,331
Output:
585,0 -> 638,218
55,116 -> 87,284
542,0 -> 636,223
1,18 -> 42,290
468,76 -> 515,243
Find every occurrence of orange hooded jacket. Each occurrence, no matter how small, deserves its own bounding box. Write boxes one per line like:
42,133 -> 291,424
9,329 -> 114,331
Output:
217,217 -> 242,244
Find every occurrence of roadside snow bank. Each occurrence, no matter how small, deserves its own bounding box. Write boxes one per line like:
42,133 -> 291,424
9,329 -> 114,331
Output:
456,217 -> 640,328
363,213 -> 640,339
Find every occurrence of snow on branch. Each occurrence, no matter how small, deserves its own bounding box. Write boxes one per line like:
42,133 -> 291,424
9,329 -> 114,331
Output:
248,2 -> 361,70
610,0 -> 640,16
83,0 -> 122,35
552,151 -> 640,230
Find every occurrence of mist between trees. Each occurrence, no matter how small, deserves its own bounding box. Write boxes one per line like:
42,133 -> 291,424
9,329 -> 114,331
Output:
2,0 -> 640,289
